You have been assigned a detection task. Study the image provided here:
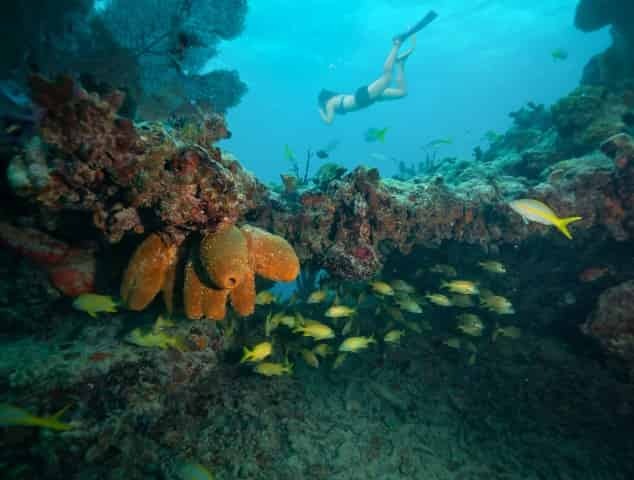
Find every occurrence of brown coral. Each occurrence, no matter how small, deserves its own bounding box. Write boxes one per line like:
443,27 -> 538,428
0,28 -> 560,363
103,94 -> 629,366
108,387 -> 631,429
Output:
121,225 -> 299,320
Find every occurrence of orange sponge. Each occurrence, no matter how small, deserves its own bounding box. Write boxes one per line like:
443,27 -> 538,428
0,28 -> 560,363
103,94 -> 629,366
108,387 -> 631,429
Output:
121,233 -> 177,311
199,226 -> 250,289
241,225 -> 300,282
183,257 -> 229,320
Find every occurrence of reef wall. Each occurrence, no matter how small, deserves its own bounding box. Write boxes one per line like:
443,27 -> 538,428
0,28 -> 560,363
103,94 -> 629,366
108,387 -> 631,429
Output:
575,0 -> 634,87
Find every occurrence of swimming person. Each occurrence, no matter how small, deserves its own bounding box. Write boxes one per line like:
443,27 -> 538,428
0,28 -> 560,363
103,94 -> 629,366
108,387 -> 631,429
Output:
318,10 -> 438,125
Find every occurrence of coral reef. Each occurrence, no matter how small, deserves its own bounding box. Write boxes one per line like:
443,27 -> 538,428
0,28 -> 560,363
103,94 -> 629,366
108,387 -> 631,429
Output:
575,0 -> 634,87
582,280 -> 634,379
122,225 -> 300,320
13,75 -> 265,244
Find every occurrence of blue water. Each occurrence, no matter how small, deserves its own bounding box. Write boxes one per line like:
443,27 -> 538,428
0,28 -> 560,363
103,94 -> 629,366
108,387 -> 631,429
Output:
213,0 -> 610,182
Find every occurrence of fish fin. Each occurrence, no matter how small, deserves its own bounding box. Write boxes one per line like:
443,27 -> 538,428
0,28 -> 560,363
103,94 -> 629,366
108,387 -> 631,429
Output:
240,347 -> 251,363
87,311 -> 98,318
40,404 -> 73,431
555,216 -> 582,240
521,215 -> 529,225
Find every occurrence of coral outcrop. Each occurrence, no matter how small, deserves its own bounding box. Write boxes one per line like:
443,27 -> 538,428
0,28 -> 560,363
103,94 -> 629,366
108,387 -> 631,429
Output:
122,225 -> 300,320
14,75 -> 264,244
575,0 -> 634,87
582,280 -> 634,379
0,222 -> 95,297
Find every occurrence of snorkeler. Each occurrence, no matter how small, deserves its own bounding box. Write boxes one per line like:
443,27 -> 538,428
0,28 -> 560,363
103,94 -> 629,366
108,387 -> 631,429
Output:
318,10 -> 438,125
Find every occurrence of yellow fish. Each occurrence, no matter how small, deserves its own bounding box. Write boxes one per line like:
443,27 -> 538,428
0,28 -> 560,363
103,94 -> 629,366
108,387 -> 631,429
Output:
492,325 -> 521,342
509,198 -> 582,240
254,362 -> 293,376
478,260 -> 506,274
313,343 -> 333,358
153,314 -> 175,331
301,348 -> 320,368
441,280 -> 479,296
390,279 -> 416,293
325,305 -> 356,318
279,314 -> 298,328
294,321 -> 335,340
125,328 -> 187,351
481,295 -> 515,315
426,293 -> 453,307
370,281 -> 395,296
307,289 -> 329,304
0,403 -> 73,431
255,290 -> 276,305
179,462 -> 215,480
333,352 -> 347,369
396,294 -> 423,314
240,342 -> 272,363
456,314 -> 484,337
384,329 -> 405,344
430,264 -> 457,277
339,336 -> 375,353
72,293 -> 118,318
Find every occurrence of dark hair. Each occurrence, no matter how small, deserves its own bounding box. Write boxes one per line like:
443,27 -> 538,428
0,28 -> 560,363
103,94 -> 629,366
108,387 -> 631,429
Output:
318,89 -> 338,109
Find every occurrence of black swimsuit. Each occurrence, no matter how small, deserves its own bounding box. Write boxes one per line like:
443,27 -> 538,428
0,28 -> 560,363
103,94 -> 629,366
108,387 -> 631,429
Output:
335,95 -> 346,115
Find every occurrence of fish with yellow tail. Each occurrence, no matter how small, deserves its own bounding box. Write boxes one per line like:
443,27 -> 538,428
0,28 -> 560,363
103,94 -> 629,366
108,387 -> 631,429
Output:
369,281 -> 395,296
294,320 -> 335,340
72,293 -> 118,318
339,335 -> 376,353
125,315 -> 187,351
425,293 -> 453,307
240,341 -> 272,363
441,280 -> 479,296
492,325 -> 521,342
333,352 -> 348,369
254,361 -> 293,377
384,329 -> 405,344
307,289 -> 329,304
301,348 -> 320,368
178,462 -> 215,480
325,305 -> 356,319
509,199 -> 582,240
313,343 -> 333,358
255,290 -> 276,305
478,260 -> 507,274
0,403 -> 73,431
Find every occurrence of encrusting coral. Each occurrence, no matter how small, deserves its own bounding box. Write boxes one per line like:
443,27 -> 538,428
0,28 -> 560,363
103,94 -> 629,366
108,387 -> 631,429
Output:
122,225 -> 300,320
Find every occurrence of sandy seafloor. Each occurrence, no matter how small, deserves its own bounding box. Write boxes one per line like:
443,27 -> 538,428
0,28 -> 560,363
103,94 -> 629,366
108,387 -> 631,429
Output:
1,308 -> 633,480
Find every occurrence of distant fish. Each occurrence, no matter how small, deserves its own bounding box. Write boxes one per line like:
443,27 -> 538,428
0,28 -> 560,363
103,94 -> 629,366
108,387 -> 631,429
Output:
423,137 -> 453,149
509,198 -> 582,240
284,144 -> 296,161
315,150 -> 329,159
0,403 -> 73,431
481,130 -> 502,144
364,127 -> 389,143
578,266 -> 611,283
551,49 -> 568,61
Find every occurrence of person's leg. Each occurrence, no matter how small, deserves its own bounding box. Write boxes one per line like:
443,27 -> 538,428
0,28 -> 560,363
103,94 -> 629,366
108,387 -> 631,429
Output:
379,36 -> 415,100
380,59 -> 407,99
366,41 -> 401,98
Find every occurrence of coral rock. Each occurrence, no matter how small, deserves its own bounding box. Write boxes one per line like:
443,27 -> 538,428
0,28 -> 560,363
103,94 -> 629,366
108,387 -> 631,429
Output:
582,280 -> 634,377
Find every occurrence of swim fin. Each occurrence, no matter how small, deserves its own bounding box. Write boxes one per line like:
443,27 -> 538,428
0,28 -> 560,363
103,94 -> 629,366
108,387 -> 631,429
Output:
393,10 -> 438,43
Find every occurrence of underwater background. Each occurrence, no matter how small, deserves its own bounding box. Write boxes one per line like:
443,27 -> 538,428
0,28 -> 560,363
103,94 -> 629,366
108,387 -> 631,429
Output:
219,0 -> 610,181
1,1 -> 634,479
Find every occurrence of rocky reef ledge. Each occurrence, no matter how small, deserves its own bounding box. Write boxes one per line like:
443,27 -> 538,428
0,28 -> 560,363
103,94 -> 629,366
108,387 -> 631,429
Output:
3,75 -> 634,377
